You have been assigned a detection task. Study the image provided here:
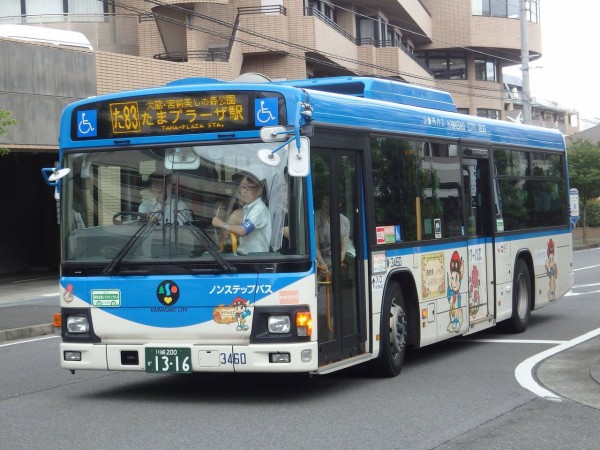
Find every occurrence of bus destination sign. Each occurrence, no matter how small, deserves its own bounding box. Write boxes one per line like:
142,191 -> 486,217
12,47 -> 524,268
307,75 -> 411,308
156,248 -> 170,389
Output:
71,92 -> 284,140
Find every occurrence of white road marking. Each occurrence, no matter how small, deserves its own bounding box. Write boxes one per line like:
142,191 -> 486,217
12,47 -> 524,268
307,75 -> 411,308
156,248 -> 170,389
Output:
570,282 -> 600,288
0,335 -> 60,348
565,290 -> 600,296
573,263 -> 600,272
514,327 -> 600,401
467,339 -> 566,344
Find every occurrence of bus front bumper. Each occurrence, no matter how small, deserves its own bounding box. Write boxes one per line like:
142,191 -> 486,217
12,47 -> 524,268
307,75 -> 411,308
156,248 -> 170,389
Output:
60,341 -> 319,373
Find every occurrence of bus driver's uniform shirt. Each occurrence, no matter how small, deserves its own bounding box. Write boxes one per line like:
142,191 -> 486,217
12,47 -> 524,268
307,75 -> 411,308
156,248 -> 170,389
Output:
138,197 -> 192,225
238,197 -> 271,254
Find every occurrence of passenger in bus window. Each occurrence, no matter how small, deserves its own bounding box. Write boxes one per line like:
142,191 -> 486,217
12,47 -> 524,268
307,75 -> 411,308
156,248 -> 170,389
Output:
212,171 -> 272,254
315,195 -> 351,276
138,172 -> 192,224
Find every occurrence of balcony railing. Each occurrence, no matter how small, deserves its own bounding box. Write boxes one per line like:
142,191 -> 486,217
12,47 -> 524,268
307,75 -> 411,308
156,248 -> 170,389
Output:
304,9 -> 431,75
304,7 -> 354,43
238,5 -> 287,16
154,49 -> 228,62
152,5 -> 287,63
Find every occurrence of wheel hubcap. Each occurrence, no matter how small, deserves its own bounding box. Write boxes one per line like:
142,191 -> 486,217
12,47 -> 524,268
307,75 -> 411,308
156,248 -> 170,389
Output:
389,298 -> 407,358
516,274 -> 528,319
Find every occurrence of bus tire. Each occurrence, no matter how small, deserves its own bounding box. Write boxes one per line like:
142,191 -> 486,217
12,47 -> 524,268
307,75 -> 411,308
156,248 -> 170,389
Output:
372,281 -> 407,377
505,259 -> 532,333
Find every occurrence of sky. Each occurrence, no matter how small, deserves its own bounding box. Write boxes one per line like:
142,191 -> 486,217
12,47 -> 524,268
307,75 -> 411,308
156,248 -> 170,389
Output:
505,1 -> 600,127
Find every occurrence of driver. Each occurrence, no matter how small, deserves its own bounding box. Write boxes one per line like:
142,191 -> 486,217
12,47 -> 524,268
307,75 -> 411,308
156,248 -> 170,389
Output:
138,173 -> 192,224
212,171 -> 271,254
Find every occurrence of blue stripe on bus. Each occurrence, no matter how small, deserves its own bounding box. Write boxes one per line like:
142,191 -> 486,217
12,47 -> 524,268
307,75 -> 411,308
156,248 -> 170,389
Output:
64,272 -> 308,328
382,227 -> 570,258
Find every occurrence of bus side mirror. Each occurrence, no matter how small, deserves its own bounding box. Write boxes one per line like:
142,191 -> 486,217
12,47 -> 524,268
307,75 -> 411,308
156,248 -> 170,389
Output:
287,136 -> 310,177
42,167 -> 71,186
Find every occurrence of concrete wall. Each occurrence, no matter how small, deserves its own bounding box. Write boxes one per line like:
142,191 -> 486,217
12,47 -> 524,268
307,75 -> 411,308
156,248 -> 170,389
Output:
0,38 -> 96,149
0,38 -> 96,275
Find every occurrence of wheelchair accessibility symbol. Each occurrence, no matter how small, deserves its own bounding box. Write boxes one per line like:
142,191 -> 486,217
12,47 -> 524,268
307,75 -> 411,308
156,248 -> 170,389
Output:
77,110 -> 97,138
255,98 -> 278,126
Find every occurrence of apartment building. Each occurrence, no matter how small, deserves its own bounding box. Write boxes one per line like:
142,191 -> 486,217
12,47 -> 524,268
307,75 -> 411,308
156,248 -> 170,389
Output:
504,74 -> 580,136
0,0 -> 560,274
2,0 -> 548,114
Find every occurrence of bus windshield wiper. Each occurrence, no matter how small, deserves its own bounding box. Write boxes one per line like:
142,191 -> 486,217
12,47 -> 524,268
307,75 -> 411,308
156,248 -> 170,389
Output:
182,216 -> 236,273
103,211 -> 161,275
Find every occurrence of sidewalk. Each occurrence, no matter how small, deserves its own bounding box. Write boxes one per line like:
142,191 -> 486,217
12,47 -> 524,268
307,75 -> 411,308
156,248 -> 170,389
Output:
0,272 -> 60,342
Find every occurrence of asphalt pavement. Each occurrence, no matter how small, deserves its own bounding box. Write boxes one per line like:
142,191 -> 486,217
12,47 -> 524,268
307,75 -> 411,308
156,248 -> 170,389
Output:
1,270 -> 599,410
0,272 -> 60,341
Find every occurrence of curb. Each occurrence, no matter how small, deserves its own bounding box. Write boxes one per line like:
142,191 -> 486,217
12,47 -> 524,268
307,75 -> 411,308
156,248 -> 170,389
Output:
591,359 -> 600,387
0,324 -> 55,343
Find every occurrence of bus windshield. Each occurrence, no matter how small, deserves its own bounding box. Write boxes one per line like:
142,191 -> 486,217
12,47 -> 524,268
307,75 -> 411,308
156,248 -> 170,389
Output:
60,142 -> 307,268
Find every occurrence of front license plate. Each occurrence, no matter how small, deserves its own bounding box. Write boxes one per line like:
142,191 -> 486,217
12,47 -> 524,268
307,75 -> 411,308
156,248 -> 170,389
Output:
145,347 -> 192,373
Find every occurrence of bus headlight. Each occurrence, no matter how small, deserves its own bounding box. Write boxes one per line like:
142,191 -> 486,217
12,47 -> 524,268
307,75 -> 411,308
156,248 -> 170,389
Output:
268,315 -> 291,333
66,315 -> 89,334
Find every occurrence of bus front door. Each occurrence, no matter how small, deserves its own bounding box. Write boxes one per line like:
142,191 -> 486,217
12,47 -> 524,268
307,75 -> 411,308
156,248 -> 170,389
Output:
463,152 -> 495,332
312,149 -> 365,365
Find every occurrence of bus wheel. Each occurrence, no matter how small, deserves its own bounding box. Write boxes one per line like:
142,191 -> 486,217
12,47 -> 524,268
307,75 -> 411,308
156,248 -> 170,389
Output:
505,259 -> 532,333
373,282 -> 407,377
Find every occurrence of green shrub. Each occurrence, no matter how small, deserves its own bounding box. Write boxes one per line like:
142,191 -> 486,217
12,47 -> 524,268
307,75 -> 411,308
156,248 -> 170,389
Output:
585,199 -> 600,227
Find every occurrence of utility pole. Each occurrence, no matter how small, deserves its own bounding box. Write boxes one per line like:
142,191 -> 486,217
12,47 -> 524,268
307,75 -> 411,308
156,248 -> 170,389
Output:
520,0 -> 532,124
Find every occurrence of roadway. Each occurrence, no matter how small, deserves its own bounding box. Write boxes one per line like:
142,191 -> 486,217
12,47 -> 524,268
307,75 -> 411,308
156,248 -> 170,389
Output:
1,248 -> 600,448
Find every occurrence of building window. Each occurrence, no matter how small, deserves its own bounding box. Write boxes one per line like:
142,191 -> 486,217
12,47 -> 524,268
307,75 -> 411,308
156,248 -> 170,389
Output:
4,0 -> 21,16
415,51 -> 467,80
477,108 -> 500,120
457,108 -> 470,115
357,16 -> 380,46
25,0 -> 63,22
472,0 -> 539,23
308,0 -> 335,21
9,0 -> 111,21
68,0 -> 105,15
475,57 -> 498,81
382,21 -> 397,47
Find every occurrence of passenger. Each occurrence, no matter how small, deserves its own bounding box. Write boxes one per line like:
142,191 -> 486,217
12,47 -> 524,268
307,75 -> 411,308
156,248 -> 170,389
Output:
315,195 -> 352,276
212,171 -> 271,254
139,173 -> 192,224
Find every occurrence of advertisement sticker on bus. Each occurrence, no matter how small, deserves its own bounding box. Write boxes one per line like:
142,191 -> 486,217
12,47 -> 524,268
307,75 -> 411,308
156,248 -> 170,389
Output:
91,289 -> 121,307
376,225 -> 397,244
421,253 -> 445,301
372,251 -> 386,274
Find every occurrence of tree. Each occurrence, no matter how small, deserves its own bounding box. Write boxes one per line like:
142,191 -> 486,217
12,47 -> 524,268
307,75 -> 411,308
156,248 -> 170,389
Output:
0,109 -> 18,156
567,139 -> 600,242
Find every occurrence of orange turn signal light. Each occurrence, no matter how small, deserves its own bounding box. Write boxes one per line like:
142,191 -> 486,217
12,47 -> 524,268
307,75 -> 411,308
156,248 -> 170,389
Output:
53,313 -> 62,328
296,312 -> 313,337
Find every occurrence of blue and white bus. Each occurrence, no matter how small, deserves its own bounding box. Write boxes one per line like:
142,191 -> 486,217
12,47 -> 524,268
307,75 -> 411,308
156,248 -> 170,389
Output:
44,76 -> 573,377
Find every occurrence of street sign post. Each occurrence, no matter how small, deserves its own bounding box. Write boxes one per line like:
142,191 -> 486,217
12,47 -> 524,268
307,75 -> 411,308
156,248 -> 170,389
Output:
570,188 -> 580,226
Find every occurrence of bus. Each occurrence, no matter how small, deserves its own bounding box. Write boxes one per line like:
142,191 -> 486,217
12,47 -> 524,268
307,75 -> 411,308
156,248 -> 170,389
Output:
43,76 -> 573,377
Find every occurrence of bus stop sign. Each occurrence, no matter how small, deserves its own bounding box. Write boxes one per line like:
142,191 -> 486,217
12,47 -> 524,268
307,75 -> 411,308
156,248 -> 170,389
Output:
570,188 -> 580,225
